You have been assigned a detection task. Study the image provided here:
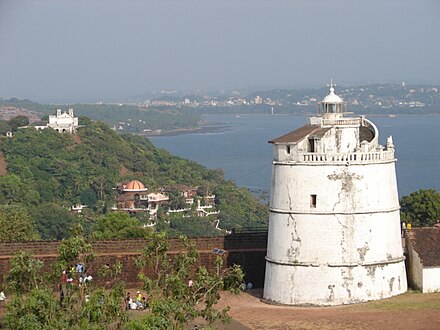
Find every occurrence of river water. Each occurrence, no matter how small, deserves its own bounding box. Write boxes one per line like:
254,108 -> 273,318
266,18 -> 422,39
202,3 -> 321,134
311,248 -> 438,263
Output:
149,114 -> 440,198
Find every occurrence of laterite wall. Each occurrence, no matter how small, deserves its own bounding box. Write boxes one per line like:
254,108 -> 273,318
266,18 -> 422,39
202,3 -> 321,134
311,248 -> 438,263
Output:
0,232 -> 268,288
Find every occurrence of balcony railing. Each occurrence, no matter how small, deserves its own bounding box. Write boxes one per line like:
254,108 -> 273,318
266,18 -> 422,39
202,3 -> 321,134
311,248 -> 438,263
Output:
275,150 -> 395,165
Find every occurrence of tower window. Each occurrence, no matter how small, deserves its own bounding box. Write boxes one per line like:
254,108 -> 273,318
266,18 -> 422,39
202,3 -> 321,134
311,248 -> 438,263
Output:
310,194 -> 317,208
286,145 -> 291,154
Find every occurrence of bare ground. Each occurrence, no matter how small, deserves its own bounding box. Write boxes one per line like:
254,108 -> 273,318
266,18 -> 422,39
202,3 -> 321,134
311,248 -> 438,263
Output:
217,289 -> 440,330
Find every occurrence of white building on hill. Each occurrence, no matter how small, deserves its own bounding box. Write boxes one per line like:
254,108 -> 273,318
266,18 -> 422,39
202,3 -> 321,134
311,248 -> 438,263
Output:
48,109 -> 79,133
24,108 -> 79,133
263,82 -> 407,306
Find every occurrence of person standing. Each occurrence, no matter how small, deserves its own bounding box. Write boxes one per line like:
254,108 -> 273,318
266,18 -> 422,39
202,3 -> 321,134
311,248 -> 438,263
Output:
136,291 -> 143,309
59,284 -> 64,307
0,290 -> 6,306
125,292 -> 132,310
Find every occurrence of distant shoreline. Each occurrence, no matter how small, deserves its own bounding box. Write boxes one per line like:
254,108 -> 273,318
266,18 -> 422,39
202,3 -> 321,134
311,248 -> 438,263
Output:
138,124 -> 230,137
137,112 -> 440,137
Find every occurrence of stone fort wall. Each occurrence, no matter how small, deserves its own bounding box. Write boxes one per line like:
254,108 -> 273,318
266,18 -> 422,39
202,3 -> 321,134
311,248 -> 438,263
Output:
0,232 -> 267,288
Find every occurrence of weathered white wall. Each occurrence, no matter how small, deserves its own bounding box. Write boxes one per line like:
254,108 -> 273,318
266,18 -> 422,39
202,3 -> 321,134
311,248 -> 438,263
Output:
422,268 -> 440,293
269,162 -> 399,214
264,259 -> 406,305
264,160 -> 407,305
407,246 -> 423,291
318,127 -> 358,154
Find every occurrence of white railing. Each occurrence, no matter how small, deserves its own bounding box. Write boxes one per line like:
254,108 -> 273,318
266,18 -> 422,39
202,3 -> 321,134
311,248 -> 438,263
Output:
321,118 -> 361,126
276,150 -> 395,165
300,150 -> 395,164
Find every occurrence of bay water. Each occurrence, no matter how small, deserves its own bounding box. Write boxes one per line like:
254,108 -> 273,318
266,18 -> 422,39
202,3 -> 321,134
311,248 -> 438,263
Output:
149,114 -> 440,198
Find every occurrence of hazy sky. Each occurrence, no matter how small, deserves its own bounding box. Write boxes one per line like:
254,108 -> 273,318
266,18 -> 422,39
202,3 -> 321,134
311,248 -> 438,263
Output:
1,0 -> 440,102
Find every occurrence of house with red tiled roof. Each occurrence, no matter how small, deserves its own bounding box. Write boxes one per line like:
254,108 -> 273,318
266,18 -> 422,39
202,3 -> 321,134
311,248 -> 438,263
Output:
113,180 -> 150,212
405,227 -> 440,293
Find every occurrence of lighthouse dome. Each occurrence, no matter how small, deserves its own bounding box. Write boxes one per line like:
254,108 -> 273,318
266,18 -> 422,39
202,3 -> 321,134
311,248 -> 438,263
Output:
322,86 -> 343,104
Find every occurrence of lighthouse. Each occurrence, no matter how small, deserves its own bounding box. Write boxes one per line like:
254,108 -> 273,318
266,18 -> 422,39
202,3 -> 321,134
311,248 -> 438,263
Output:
263,82 -> 407,305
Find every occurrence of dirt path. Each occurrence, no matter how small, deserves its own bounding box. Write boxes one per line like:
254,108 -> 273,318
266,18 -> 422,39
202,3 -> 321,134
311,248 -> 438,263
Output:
218,289 -> 440,330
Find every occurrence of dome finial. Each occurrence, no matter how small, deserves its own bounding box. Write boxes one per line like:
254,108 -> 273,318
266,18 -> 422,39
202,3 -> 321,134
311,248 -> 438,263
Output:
328,78 -> 335,93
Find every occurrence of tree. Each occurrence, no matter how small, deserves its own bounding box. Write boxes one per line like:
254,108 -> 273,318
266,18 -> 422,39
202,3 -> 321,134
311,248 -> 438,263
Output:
79,188 -> 98,207
0,174 -> 40,206
0,204 -> 39,242
170,217 -> 223,237
5,251 -> 44,294
214,181 -> 269,231
31,202 -> 80,240
9,115 -> 29,131
167,189 -> 188,210
400,189 -> 440,227
57,224 -> 94,274
132,232 -> 244,329
0,120 -> 11,134
92,212 -> 152,239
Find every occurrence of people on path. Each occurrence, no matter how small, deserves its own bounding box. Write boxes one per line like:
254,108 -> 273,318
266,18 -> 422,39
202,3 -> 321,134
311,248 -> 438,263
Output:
136,291 -> 143,309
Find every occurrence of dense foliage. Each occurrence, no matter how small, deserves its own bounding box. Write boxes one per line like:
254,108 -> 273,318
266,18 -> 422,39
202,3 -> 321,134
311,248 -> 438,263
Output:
0,115 -> 30,134
92,213 -> 152,239
400,189 -> 440,227
132,232 -> 244,329
4,228 -> 126,329
3,230 -> 243,329
0,119 -> 268,240
0,205 -> 39,242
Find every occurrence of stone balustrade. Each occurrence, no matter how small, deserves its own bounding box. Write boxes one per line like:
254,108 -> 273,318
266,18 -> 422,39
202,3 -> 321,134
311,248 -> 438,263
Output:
275,149 -> 395,165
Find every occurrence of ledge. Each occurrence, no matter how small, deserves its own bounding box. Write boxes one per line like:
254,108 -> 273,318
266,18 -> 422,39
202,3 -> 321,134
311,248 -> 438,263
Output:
265,256 -> 405,268
268,207 -> 401,215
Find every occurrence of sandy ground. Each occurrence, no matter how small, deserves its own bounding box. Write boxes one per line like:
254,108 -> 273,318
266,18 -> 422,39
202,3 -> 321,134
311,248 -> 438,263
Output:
1,289 -> 439,329
217,289 -> 440,330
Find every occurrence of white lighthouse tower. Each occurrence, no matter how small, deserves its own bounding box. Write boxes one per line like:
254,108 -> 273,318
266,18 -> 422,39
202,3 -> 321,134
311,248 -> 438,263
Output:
263,82 -> 407,305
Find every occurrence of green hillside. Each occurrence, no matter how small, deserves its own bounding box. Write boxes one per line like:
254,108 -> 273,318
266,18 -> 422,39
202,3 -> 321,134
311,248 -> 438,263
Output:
0,120 -> 268,240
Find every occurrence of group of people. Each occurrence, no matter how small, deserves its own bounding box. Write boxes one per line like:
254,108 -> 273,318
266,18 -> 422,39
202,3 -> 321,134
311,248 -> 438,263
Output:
61,263 -> 92,287
59,263 -> 92,307
126,291 -> 147,310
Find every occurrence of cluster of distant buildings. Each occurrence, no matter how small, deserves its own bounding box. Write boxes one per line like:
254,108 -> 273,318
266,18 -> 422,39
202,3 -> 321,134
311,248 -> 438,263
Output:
138,95 -> 279,108
131,83 -> 439,111
109,179 -> 220,227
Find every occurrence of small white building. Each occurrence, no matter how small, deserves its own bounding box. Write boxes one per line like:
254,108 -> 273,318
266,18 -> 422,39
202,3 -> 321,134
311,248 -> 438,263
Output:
48,109 -> 79,133
406,227 -> 440,293
263,82 -> 407,305
22,108 -> 79,133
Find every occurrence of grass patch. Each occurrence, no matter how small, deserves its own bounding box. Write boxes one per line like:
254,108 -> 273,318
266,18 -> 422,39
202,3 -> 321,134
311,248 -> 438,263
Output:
347,291 -> 440,311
